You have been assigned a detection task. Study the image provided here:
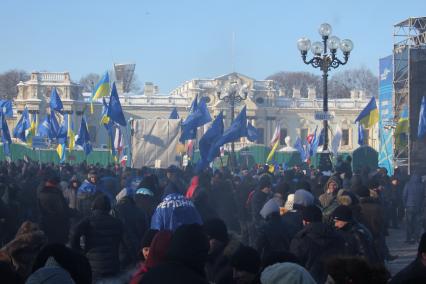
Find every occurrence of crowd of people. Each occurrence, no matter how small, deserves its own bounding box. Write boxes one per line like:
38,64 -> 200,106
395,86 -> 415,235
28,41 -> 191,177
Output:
0,157 -> 425,283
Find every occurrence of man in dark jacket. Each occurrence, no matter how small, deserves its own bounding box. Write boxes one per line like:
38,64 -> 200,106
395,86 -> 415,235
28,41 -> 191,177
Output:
333,205 -> 379,264
112,193 -> 147,269
37,172 -> 71,244
204,218 -> 242,284
71,194 -> 123,282
141,224 -> 210,284
390,232 -> 426,284
403,174 -> 425,243
290,205 -> 345,283
77,171 -> 100,217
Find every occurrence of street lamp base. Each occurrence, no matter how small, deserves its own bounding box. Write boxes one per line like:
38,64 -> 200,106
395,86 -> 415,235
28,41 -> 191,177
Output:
317,151 -> 333,172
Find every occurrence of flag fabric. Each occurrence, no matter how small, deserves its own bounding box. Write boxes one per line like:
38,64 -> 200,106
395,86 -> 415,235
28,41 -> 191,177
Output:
181,97 -> 211,131
331,126 -> 342,155
207,106 -> 247,162
56,143 -> 66,162
26,113 -> 37,146
307,126 -> 319,158
38,115 -> 51,138
56,113 -> 68,144
49,110 -> 60,139
13,107 -> 31,142
169,107 -> 179,119
180,95 -> 199,143
418,96 -> 426,139
266,140 -> 279,163
294,137 -> 307,162
270,125 -> 281,147
395,106 -> 409,148
113,126 -> 124,157
91,72 -> 110,113
247,122 -> 258,142
107,82 -> 127,126
318,128 -> 325,146
76,116 -> 92,155
1,112 -> 12,156
196,112 -> 224,171
101,98 -> 113,129
355,97 -> 379,128
357,123 -> 364,146
0,100 -> 13,118
50,87 -> 63,114
68,115 -> 75,151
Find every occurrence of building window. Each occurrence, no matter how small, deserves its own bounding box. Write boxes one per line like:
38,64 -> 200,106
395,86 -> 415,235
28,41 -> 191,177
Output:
280,128 -> 288,144
257,128 -> 265,144
300,128 -> 308,141
342,129 -> 350,146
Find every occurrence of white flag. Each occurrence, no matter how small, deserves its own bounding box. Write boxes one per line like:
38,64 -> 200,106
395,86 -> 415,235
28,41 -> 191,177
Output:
331,126 -> 342,155
270,125 -> 281,147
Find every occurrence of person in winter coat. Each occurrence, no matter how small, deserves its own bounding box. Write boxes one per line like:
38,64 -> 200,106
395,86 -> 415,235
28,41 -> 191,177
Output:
129,230 -> 172,284
70,194 -> 123,282
134,187 -> 157,224
290,205 -> 346,283
0,221 -> 47,280
255,199 -> 290,259
333,205 -> 379,264
140,224 -> 210,284
403,174 -> 425,243
230,245 -> 261,284
281,189 -> 315,240
204,218 -> 242,284
112,192 -> 147,269
37,172 -> 71,244
248,175 -> 272,246
319,176 -> 341,221
261,262 -> 317,284
77,171 -> 100,217
390,232 -> 426,284
63,176 -> 80,210
235,171 -> 257,245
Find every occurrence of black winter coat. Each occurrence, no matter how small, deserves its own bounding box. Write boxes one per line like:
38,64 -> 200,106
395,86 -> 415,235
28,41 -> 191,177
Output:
256,213 -> 291,258
71,210 -> 123,279
112,196 -> 147,268
140,262 -> 209,284
37,184 -> 70,244
290,222 -> 346,283
389,258 -> 426,284
250,190 -> 269,225
281,210 -> 304,241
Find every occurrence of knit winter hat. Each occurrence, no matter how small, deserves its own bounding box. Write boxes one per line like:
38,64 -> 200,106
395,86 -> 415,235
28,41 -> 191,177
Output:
203,218 -> 229,243
260,198 -> 280,219
294,189 -> 314,207
231,246 -> 261,274
333,205 -> 353,222
91,195 -> 111,212
302,205 -> 323,223
261,262 -> 316,284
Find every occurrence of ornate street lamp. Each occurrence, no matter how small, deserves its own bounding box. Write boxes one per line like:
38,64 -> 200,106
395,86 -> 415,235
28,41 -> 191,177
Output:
216,80 -> 249,168
297,23 -> 353,171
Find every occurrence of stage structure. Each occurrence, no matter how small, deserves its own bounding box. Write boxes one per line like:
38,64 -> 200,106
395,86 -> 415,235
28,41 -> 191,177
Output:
114,63 -> 136,94
393,17 -> 426,175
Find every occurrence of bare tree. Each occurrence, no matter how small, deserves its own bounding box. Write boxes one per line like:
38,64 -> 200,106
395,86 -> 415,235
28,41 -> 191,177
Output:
0,70 -> 29,100
266,71 -> 321,97
79,73 -> 101,92
329,67 -> 378,98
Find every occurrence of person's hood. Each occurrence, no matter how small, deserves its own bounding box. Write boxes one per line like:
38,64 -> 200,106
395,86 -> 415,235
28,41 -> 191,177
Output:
409,174 -> 421,183
260,198 -> 280,219
145,231 -> 173,269
261,262 -> 316,284
166,224 -> 209,276
297,222 -> 340,247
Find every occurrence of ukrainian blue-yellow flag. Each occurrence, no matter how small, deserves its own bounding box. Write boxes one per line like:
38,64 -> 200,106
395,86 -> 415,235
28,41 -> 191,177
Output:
355,97 -> 379,128
418,96 -> 426,139
107,82 -> 127,126
26,113 -> 37,146
91,72 -> 110,113
68,115 -> 75,151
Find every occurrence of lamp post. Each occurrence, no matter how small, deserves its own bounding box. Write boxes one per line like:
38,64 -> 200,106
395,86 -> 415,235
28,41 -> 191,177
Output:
297,23 -> 353,171
216,81 -> 249,168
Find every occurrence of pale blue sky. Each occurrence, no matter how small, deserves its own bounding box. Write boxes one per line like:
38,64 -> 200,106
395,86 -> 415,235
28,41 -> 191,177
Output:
1,0 -> 425,92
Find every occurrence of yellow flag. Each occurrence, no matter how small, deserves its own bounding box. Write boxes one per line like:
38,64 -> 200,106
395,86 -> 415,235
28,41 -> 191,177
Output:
266,140 -> 279,163
56,144 -> 63,159
67,115 -> 75,151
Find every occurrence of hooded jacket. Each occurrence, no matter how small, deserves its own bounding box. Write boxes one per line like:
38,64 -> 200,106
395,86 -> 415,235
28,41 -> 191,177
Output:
290,222 -> 345,283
